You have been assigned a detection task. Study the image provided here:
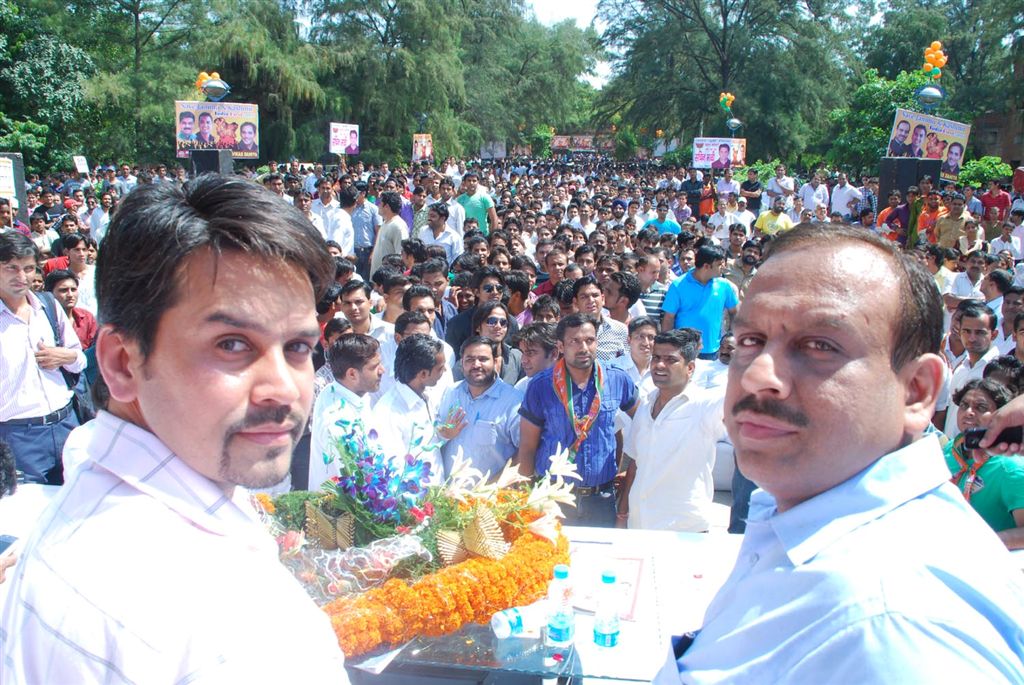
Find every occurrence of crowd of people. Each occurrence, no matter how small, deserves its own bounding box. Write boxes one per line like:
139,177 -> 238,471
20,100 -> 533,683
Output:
1,154 -> 1024,681
4,155 -> 1024,537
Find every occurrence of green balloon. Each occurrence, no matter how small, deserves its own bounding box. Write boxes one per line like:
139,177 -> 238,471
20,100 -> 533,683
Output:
931,67 -> 940,75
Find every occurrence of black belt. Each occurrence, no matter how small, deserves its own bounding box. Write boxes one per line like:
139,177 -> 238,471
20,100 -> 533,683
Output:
574,481 -> 614,497
2,401 -> 74,427
355,246 -> 373,252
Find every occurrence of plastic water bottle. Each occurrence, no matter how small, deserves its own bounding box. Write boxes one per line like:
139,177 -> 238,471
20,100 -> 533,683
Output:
545,563 -> 574,648
491,599 -> 548,639
593,570 -> 620,647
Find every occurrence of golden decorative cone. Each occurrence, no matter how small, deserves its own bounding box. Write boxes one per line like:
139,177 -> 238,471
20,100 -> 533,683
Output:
463,506 -> 510,560
305,500 -> 354,551
436,529 -> 468,566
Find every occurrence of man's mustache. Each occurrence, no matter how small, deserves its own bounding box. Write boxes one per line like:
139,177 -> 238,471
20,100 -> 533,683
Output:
731,394 -> 809,428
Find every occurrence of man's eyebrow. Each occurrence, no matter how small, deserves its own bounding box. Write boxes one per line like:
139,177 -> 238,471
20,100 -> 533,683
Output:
203,312 -> 319,339
732,313 -> 848,331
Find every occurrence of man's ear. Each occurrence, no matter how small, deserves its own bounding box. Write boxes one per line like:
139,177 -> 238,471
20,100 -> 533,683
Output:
900,353 -> 946,436
95,326 -> 143,404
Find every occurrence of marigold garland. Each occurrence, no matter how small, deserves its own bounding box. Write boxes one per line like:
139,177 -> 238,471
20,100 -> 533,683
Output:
322,527 -> 570,657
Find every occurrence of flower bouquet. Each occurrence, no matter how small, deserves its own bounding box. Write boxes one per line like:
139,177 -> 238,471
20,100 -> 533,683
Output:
255,423 -> 580,658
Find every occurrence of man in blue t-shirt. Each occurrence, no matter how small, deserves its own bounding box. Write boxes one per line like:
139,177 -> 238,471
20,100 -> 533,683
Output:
518,312 -> 637,527
662,245 -> 738,359
641,202 -> 682,235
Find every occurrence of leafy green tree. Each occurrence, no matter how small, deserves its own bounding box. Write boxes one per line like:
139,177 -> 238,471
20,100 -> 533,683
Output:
0,0 -> 94,170
959,156 -> 1013,186
595,0 -> 852,161
862,0 -> 1022,120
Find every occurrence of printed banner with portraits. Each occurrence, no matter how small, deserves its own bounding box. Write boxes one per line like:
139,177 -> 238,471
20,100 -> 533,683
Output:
551,135 -> 570,150
887,108 -> 970,181
330,123 -> 360,155
175,101 -> 259,160
480,140 -> 507,160
412,133 -> 433,162
692,137 -> 747,169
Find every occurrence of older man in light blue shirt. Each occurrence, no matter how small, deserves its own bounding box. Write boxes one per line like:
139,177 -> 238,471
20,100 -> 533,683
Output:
437,336 -> 522,478
677,223 -> 1024,683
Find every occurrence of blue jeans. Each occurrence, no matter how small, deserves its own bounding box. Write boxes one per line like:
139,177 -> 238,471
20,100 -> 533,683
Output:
560,487 -> 618,528
0,409 -> 79,485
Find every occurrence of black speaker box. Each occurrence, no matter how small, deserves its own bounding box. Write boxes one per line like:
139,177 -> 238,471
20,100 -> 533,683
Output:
878,157 -> 942,203
191,149 -> 234,176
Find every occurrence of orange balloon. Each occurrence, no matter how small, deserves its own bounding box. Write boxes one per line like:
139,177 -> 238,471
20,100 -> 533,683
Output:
937,56 -> 947,67
925,54 -> 937,66
210,72 -> 220,80
923,63 -> 932,72
931,41 -> 942,51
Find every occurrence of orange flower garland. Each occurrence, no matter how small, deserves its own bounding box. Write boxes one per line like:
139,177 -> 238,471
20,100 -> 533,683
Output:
323,526 -> 570,658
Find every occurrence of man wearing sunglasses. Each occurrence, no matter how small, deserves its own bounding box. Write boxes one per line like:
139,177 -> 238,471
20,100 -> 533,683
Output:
444,266 -> 520,359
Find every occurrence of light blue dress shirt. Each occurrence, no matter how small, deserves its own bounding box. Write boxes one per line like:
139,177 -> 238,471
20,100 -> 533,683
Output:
678,435 -> 1024,683
350,201 -> 381,249
438,378 -> 522,479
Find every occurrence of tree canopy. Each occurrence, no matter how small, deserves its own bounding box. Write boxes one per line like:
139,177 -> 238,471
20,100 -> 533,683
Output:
0,0 -> 1019,172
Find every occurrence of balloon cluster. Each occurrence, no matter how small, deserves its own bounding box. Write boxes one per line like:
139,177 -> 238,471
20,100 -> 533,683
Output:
922,42 -> 946,80
718,92 -> 735,113
195,71 -> 221,89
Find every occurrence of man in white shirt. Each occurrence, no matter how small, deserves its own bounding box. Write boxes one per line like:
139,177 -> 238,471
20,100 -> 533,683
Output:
89,191 -> 114,243
372,333 -> 447,484
708,202 -> 737,242
942,302 -> 1000,436
990,221 -> 1022,260
337,280 -> 393,345
732,198 -> 756,232
798,174 -> 829,214
829,172 -> 863,221
1,175 -> 349,682
765,163 -> 795,211
619,327 -> 726,531
309,334 -> 385,489
942,250 -> 986,313
0,232 -> 87,485
373,310 -> 454,412
715,169 -> 740,201
418,201 -> 462,265
312,176 -> 348,246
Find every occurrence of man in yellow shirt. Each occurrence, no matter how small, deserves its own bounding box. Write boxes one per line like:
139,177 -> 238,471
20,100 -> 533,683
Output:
754,198 -> 795,237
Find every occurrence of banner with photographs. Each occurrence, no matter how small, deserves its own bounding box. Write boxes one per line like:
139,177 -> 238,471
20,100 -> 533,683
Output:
412,133 -> 433,162
330,123 -> 360,155
480,140 -> 507,160
511,144 -> 532,156
887,108 -> 971,181
551,135 -> 570,150
692,137 -> 747,169
569,135 -> 595,151
175,101 -> 259,159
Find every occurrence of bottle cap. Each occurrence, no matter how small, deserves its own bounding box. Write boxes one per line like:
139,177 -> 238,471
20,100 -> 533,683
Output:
602,571 -> 616,584
553,564 -> 569,580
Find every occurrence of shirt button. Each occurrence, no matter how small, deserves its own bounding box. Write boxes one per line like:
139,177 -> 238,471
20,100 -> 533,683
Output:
750,553 -> 760,565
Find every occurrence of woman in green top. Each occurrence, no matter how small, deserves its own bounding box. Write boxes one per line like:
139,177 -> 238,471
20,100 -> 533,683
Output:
946,378 -> 1024,550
